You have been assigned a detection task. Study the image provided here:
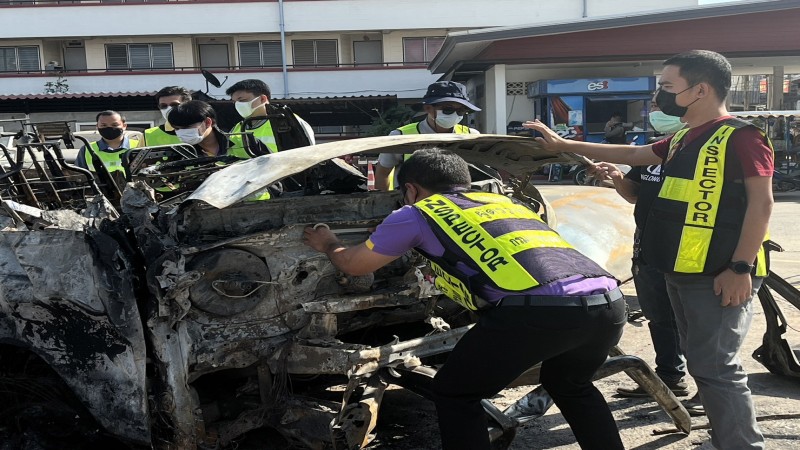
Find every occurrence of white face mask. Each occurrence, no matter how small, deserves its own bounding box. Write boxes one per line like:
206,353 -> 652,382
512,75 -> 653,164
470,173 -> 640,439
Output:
434,111 -> 464,129
175,126 -> 205,145
649,110 -> 687,134
160,106 -> 173,122
234,97 -> 263,119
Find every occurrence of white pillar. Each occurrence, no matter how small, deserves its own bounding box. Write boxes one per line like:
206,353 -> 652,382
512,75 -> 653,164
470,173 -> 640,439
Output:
485,64 -> 507,134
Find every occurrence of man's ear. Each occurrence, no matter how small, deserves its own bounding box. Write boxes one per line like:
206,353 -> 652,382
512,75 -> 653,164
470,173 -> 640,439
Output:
696,82 -> 709,98
261,94 -> 270,105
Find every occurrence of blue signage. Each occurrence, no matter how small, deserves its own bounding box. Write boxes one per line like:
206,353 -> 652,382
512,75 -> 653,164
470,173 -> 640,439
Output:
527,77 -> 655,97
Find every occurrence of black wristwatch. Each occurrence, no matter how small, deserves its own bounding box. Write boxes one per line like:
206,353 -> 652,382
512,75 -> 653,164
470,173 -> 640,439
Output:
728,260 -> 754,275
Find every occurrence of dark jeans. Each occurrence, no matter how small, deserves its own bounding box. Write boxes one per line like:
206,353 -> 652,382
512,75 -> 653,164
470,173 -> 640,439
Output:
632,261 -> 686,383
432,299 -> 627,450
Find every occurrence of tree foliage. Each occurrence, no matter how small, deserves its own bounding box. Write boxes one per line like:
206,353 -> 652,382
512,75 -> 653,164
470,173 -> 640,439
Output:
365,106 -> 417,136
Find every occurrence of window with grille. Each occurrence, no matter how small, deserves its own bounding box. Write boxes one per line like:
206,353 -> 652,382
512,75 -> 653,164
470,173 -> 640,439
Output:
292,40 -> 338,67
238,41 -> 283,68
105,43 -> 174,70
402,37 -> 444,64
0,46 -> 40,72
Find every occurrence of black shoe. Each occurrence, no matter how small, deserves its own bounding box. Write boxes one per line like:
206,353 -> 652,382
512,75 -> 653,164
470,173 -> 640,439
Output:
617,379 -> 690,398
683,393 -> 705,416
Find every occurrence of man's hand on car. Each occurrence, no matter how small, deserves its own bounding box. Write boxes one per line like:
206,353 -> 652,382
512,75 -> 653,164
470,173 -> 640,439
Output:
522,119 -> 571,153
303,225 -> 342,254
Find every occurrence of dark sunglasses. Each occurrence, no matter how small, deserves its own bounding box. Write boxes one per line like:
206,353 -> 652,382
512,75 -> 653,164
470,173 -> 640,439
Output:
437,106 -> 469,115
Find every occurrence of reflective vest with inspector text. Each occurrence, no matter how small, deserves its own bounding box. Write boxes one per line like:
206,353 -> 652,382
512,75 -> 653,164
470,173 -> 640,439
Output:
641,118 -> 771,276
414,191 -> 612,310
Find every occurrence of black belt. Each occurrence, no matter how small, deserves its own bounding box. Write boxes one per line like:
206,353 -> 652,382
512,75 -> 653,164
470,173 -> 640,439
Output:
498,287 -> 624,308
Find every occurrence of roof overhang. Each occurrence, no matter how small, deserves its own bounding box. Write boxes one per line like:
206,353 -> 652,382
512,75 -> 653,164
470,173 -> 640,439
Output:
430,0 -> 800,77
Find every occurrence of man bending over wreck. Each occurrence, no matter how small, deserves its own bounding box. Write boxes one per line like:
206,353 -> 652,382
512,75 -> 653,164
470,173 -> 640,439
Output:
303,148 -> 626,450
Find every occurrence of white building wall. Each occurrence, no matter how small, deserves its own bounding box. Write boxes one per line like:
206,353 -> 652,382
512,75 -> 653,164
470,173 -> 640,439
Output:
0,0 -> 698,39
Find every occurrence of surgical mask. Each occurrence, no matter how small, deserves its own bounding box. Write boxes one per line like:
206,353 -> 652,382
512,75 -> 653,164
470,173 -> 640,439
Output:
235,97 -> 263,119
434,111 -> 463,129
654,86 -> 697,117
160,106 -> 173,122
176,127 -> 205,145
648,111 -> 687,134
98,127 -> 124,141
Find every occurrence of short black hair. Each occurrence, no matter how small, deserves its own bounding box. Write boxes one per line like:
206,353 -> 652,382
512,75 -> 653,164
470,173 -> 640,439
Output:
155,86 -> 192,104
96,110 -> 125,122
397,148 -> 471,192
167,101 -> 217,127
611,111 -> 622,118
225,79 -> 271,99
663,50 -> 732,100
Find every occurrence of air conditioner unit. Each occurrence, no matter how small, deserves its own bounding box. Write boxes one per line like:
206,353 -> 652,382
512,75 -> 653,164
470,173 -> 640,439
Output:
65,41 -> 84,48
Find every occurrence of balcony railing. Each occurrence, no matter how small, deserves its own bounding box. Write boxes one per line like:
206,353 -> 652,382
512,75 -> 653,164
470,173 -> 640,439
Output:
0,62 -> 431,76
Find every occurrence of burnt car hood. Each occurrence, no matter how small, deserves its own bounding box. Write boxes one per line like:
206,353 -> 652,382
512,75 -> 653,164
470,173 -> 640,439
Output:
186,134 -> 572,209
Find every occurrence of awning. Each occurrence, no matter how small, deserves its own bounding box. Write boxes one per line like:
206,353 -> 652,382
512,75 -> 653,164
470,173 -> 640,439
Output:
0,91 -> 159,114
730,110 -> 800,119
0,91 -> 157,101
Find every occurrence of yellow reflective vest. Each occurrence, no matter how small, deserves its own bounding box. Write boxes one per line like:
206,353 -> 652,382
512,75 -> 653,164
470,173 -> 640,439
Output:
414,191 -> 612,310
85,139 -> 140,173
228,120 -> 278,158
386,122 -> 473,190
144,126 -> 181,146
641,118 -> 771,276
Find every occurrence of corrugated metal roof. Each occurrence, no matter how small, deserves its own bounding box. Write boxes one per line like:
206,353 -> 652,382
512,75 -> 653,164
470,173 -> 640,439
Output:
730,110 -> 800,119
0,91 -> 157,100
274,95 -> 397,103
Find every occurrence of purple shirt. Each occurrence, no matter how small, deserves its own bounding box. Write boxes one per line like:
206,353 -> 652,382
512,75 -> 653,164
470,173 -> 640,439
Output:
366,206 -> 618,303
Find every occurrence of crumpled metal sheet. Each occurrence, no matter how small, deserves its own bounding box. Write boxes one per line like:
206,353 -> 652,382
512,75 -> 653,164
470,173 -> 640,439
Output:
186,134 -> 570,209
0,227 -> 149,444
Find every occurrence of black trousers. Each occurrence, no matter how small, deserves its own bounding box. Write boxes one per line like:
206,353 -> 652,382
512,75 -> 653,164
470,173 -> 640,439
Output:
432,299 -> 627,450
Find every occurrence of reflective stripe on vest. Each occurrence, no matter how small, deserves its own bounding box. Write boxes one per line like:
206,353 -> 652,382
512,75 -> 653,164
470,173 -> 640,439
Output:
144,127 -> 181,146
229,120 -> 278,158
396,122 -> 471,136
645,120 -> 770,275
85,139 -> 139,173
414,192 -> 611,310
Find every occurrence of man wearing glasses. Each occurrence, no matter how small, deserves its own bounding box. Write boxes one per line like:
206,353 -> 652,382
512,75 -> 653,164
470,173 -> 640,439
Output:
143,86 -> 192,146
374,81 -> 481,191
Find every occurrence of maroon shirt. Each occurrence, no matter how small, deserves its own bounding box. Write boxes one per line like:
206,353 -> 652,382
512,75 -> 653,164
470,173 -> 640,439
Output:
651,115 -> 774,178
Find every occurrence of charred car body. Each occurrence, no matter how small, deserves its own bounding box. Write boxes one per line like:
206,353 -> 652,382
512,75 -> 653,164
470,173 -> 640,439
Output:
0,133 -> 692,449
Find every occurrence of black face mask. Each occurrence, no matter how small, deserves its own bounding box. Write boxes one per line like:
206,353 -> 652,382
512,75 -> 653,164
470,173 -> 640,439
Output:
98,127 -> 124,141
654,86 -> 697,118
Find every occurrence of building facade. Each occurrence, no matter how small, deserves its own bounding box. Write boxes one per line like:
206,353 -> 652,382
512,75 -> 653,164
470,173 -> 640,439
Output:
430,0 -> 800,145
0,0 -> 697,138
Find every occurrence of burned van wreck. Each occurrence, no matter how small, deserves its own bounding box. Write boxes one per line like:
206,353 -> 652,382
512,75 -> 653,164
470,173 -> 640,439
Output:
0,134 -> 690,449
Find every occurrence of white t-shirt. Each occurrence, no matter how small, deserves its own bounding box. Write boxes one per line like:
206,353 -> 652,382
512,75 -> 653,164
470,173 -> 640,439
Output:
377,118 -> 479,169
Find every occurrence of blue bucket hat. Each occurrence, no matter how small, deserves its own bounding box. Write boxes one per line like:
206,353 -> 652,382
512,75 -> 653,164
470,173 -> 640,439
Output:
421,81 -> 481,112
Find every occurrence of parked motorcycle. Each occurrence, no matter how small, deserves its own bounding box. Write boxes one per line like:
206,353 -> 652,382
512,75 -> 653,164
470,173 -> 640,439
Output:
773,170 -> 800,192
